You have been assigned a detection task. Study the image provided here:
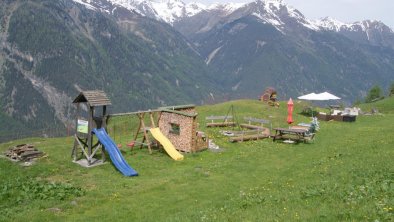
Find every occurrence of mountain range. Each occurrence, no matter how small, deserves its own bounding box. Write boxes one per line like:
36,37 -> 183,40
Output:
73,0 -> 394,97
1,0 -> 394,140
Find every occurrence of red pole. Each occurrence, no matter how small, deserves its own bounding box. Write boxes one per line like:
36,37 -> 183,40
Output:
287,98 -> 294,125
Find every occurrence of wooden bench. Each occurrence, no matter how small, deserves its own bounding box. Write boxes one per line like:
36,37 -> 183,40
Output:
227,117 -> 271,142
240,117 -> 271,131
228,129 -> 270,142
206,115 -> 236,127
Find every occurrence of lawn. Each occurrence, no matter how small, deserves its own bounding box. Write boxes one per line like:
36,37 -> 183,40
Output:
0,99 -> 393,221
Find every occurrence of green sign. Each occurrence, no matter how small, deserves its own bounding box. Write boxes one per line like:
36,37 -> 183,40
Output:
77,119 -> 89,134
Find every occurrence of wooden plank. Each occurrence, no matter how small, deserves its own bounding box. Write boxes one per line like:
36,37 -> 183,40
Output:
206,122 -> 236,127
243,117 -> 270,124
222,129 -> 260,136
109,109 -> 160,117
239,124 -> 265,130
273,127 -> 307,133
160,109 -> 198,117
229,134 -> 269,142
205,115 -> 233,120
159,104 -> 195,110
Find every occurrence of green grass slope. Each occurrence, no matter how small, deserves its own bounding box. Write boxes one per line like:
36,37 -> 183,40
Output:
0,100 -> 393,221
358,96 -> 394,114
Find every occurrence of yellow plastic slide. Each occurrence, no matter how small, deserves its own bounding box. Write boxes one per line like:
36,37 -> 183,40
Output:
149,128 -> 184,161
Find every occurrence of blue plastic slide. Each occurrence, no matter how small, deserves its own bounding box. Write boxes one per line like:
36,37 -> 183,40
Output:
93,128 -> 138,176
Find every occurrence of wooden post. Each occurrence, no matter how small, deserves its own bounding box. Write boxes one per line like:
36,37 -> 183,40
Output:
87,106 -> 94,165
102,105 -> 107,129
191,116 -> 197,152
102,105 -> 107,162
149,112 -> 156,128
133,113 -> 152,154
72,103 -> 80,161
141,113 -> 152,154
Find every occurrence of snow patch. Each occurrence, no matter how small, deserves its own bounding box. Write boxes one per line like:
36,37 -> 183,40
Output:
228,23 -> 248,35
205,45 -> 223,65
256,40 -> 266,48
232,81 -> 241,91
207,2 -> 245,12
72,0 -> 97,11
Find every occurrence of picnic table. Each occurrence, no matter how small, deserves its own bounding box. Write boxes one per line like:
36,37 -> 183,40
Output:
272,127 -> 313,143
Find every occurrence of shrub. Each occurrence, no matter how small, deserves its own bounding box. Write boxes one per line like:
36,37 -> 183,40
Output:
365,85 -> 383,103
389,82 -> 394,97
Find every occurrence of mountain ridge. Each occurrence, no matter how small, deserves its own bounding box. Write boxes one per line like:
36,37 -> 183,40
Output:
73,0 -> 394,51
73,0 -> 394,33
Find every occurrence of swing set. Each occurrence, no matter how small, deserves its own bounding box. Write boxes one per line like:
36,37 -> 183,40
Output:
109,105 -> 208,154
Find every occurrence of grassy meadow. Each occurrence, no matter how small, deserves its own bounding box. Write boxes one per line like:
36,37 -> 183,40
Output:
0,98 -> 393,221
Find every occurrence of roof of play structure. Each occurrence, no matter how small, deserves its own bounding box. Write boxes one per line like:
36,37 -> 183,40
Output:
158,104 -> 197,117
73,90 -> 112,106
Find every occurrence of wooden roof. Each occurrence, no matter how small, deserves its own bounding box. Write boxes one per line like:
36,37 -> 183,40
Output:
73,90 -> 112,107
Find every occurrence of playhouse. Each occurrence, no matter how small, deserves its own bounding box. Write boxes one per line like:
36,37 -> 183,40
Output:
158,105 -> 208,153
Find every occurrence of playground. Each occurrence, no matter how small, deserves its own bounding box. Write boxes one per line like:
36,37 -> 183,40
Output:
71,91 -> 209,176
0,98 -> 393,221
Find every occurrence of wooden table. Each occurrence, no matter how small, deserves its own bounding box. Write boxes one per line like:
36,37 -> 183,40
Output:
273,127 -> 309,142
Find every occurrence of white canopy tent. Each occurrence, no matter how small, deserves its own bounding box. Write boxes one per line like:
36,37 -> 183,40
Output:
297,92 -> 341,117
297,92 -> 341,101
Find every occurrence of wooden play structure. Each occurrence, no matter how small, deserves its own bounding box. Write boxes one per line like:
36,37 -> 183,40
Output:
72,90 -> 138,176
71,90 -> 110,166
260,87 -> 279,107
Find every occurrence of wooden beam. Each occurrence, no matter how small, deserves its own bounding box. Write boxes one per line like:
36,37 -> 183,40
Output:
158,104 -> 195,110
229,134 -> 269,142
206,122 -> 236,127
109,109 -> 160,117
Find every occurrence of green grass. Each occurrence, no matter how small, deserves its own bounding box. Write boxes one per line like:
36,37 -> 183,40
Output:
358,96 -> 394,114
0,99 -> 393,221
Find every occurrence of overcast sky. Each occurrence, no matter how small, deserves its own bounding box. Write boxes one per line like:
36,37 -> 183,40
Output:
186,0 -> 394,29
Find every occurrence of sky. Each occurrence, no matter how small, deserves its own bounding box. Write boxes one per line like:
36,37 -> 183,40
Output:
185,0 -> 394,29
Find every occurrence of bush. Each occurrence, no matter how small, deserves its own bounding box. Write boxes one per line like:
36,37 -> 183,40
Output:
365,85 -> 383,103
389,82 -> 394,97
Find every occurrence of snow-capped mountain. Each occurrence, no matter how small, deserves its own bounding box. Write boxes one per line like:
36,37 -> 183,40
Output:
315,17 -> 394,48
223,0 -> 319,33
316,17 -> 392,33
73,0 -> 393,40
73,0 -> 209,24
72,0 -> 393,39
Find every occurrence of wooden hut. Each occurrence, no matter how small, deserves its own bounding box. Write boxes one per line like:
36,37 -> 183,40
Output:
158,105 -> 207,153
260,87 -> 277,102
260,87 -> 279,107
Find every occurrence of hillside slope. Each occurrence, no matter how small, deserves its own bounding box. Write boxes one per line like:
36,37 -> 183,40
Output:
0,99 -> 392,221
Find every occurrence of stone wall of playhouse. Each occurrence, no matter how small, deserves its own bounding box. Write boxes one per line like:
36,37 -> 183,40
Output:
158,106 -> 207,153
